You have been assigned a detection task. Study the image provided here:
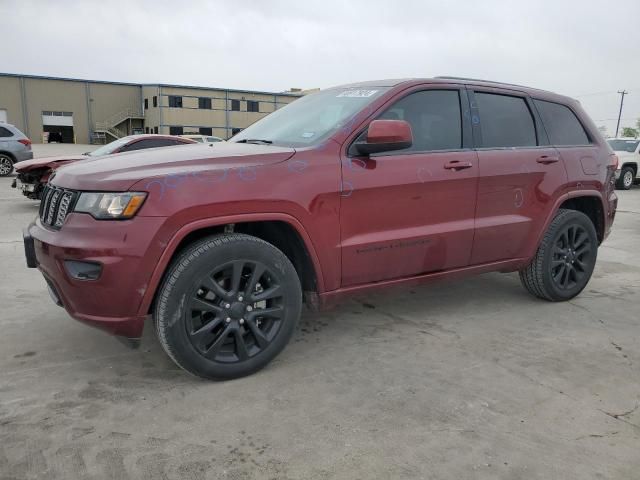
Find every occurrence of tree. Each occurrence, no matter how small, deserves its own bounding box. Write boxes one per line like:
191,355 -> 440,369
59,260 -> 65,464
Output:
621,127 -> 639,138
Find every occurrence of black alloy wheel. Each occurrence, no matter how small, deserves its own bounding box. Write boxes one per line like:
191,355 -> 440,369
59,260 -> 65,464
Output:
550,224 -> 593,291
520,209 -> 598,301
186,259 -> 284,363
155,234 -> 302,380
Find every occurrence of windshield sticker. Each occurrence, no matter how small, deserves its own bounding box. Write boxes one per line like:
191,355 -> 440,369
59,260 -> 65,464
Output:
301,132 -> 315,138
337,89 -> 379,98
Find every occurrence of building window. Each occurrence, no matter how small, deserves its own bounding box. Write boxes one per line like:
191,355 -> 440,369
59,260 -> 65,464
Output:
230,99 -> 241,111
231,127 -> 242,136
247,100 -> 259,113
168,96 -> 183,108
169,126 -> 183,135
144,98 -> 148,110
199,127 -> 213,135
198,97 -> 212,109
154,126 -> 158,134
153,96 -> 158,107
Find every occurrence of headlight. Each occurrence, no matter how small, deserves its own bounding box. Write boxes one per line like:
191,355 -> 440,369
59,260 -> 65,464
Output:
74,192 -> 147,219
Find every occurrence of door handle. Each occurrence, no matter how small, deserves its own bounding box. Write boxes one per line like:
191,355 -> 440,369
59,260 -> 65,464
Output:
444,160 -> 473,170
536,155 -> 560,164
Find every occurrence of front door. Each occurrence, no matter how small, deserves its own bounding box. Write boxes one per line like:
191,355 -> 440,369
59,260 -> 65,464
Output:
339,87 -> 478,286
469,89 -> 568,264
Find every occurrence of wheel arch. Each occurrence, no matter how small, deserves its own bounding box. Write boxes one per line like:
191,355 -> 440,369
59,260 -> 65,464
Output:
537,190 -> 603,241
620,162 -> 638,176
138,213 -> 324,316
0,150 -> 16,162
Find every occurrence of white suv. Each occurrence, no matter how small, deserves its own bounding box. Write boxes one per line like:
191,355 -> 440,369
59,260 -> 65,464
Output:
608,138 -> 640,190
0,123 -> 33,176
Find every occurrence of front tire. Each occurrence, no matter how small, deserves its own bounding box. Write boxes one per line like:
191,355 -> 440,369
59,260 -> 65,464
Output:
520,209 -> 598,301
0,154 -> 14,177
154,234 -> 302,380
616,166 -> 635,190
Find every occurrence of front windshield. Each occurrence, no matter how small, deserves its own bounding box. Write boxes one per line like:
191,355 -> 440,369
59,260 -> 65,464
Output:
608,139 -> 639,153
87,136 -> 133,156
231,87 -> 390,147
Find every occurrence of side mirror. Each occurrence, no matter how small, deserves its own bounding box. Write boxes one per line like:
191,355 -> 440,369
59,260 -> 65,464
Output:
355,119 -> 413,155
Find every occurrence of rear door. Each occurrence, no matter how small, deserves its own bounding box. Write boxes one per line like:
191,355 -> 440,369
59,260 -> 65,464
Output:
340,86 -> 478,286
469,88 -> 567,264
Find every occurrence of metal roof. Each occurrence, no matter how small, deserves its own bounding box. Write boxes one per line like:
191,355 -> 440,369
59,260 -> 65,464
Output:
0,72 -> 303,97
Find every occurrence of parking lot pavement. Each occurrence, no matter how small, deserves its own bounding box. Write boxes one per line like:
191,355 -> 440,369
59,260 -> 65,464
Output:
1,171 -> 639,480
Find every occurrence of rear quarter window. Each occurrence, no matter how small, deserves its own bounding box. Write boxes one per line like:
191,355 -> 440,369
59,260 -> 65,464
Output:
0,127 -> 13,138
534,100 -> 590,146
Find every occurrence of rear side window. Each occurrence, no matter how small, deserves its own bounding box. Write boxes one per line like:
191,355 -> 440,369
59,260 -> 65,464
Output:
534,100 -> 590,146
376,90 -> 462,152
475,93 -> 536,148
0,127 -> 13,137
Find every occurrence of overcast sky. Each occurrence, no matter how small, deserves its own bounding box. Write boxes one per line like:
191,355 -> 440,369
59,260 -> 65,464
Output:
2,0 -> 639,135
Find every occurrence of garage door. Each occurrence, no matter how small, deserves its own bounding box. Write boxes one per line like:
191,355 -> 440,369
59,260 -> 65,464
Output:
42,111 -> 74,126
42,111 -> 75,143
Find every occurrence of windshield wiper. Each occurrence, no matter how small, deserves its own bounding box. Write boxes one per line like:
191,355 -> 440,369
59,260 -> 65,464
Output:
236,139 -> 273,144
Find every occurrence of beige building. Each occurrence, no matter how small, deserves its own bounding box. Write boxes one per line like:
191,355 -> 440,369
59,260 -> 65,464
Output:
0,73 -> 302,144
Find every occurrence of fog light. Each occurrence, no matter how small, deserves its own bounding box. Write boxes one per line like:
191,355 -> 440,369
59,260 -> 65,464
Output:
64,260 -> 102,280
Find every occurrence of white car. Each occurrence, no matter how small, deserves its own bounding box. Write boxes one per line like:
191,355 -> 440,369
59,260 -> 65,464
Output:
181,134 -> 225,144
608,138 -> 639,190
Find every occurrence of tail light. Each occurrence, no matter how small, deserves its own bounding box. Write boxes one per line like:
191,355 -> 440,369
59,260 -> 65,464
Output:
609,153 -> 619,170
18,138 -> 32,150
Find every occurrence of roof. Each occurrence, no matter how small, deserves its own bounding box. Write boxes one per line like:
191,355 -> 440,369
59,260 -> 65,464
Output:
0,72 -> 303,97
335,77 -> 575,103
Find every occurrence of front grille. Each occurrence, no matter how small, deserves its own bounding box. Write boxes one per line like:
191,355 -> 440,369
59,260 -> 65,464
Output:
39,185 -> 78,229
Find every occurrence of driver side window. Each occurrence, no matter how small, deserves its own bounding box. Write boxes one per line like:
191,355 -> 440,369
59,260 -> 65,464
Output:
376,90 -> 462,154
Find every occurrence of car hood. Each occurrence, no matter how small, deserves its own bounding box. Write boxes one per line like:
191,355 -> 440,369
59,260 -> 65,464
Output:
15,154 -> 88,172
50,142 -> 296,191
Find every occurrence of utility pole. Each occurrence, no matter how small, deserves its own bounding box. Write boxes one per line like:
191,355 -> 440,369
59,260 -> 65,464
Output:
615,90 -> 628,138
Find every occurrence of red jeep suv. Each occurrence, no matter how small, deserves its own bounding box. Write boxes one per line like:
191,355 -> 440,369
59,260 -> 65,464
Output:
24,78 -> 618,379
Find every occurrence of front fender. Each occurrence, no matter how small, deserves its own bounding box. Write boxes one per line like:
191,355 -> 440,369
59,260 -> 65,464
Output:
136,212 -> 325,316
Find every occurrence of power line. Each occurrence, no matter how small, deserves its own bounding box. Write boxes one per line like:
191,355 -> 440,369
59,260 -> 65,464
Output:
575,88 -> 640,98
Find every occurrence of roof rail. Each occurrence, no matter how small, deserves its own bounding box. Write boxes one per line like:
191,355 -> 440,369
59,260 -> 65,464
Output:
435,76 -> 543,91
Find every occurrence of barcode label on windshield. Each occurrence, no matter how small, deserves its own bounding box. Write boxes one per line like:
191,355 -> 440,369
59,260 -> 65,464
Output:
337,89 -> 379,98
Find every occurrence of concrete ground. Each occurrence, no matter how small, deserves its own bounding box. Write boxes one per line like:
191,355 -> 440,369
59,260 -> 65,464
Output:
1,148 -> 639,479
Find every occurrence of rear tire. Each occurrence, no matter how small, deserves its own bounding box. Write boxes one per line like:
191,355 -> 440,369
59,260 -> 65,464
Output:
0,154 -> 13,177
154,233 -> 302,380
519,209 -> 598,301
616,166 -> 635,190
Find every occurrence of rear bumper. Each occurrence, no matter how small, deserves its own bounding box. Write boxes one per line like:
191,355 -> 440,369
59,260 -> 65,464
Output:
13,149 -> 34,163
25,214 -> 168,338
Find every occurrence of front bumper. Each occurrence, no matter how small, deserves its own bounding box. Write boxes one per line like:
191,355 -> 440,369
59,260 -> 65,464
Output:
25,213 -> 167,338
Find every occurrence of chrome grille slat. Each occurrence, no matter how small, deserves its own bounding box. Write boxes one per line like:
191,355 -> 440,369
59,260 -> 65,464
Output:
54,192 -> 72,227
46,190 -> 61,224
39,185 -> 77,229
